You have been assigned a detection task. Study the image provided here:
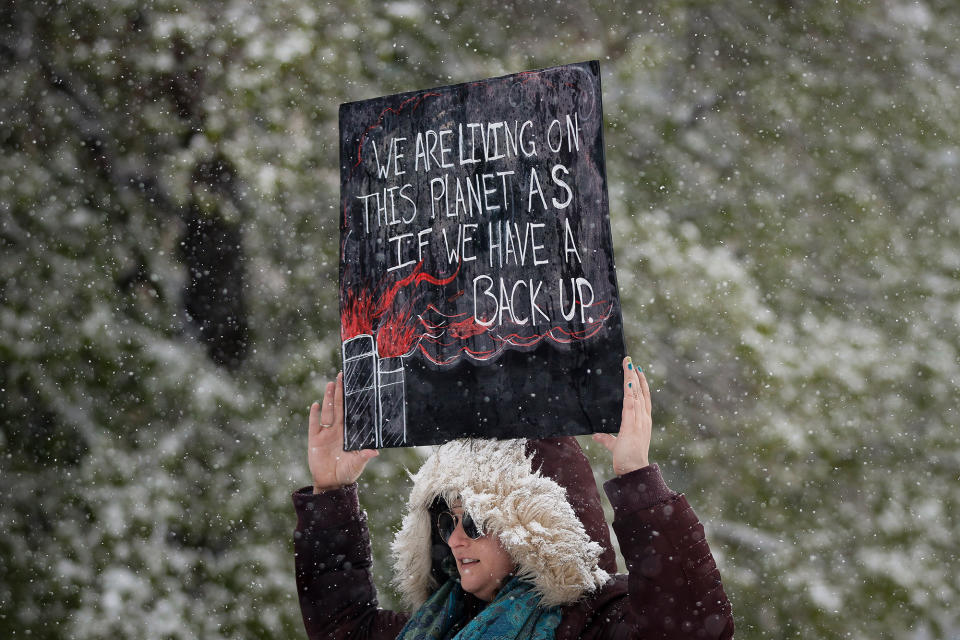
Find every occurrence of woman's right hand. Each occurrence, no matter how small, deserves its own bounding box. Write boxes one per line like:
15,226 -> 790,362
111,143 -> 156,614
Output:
308,372 -> 379,493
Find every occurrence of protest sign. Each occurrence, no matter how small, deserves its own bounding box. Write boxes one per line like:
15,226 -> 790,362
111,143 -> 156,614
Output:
338,61 -> 625,449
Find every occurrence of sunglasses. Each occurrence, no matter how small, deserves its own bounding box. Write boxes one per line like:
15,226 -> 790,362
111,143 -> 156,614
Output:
436,510 -> 483,542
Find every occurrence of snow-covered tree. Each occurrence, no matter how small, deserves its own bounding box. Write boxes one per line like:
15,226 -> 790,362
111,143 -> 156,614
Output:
1,1 -> 957,638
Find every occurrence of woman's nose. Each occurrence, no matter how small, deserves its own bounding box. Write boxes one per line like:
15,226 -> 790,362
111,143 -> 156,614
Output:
446,521 -> 468,547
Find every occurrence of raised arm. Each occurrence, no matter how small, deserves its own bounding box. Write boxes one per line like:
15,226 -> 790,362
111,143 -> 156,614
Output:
594,358 -> 734,639
294,374 -> 407,640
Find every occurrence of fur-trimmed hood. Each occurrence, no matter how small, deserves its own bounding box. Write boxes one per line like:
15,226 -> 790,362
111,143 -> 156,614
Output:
391,437 -> 615,609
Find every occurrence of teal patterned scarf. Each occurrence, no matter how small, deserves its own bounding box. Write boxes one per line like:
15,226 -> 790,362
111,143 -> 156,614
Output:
396,576 -> 561,640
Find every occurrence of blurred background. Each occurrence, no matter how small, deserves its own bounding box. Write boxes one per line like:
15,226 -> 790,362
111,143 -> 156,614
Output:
2,1 -> 957,638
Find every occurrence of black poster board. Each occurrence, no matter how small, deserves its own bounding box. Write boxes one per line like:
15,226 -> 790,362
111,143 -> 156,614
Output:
338,61 -> 624,450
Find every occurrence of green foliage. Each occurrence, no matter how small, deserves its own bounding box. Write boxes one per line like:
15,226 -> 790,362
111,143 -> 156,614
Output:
1,1 -> 957,638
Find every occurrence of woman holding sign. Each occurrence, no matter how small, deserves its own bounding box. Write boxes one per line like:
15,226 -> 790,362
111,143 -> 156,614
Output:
293,357 -> 734,639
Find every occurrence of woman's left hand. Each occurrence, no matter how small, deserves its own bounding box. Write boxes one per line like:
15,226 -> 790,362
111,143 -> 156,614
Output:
592,356 -> 652,475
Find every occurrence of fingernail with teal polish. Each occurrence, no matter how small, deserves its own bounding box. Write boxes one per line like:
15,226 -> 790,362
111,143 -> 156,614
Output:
637,366 -> 643,373
628,382 -> 633,388
626,356 -> 633,370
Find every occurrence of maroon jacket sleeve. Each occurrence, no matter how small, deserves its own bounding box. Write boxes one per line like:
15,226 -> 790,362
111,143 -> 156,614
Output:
602,464 -> 734,639
293,484 -> 409,640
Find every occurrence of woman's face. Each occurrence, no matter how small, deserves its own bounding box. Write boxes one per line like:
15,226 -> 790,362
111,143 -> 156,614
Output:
445,503 -> 514,601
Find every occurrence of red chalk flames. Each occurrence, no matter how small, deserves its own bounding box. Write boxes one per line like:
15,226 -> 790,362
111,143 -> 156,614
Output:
340,289 -> 376,341
340,261 -> 461,358
376,306 -> 419,358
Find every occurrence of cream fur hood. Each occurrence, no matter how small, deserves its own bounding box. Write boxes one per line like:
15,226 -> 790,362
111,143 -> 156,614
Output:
391,438 -> 611,609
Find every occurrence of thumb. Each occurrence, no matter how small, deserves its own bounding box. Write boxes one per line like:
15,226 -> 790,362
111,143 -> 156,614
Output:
359,449 -> 379,460
592,432 -> 617,453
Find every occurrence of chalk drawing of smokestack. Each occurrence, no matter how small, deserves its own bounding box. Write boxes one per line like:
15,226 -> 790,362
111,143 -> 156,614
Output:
342,334 -> 407,449
377,355 -> 407,447
343,335 -> 378,449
